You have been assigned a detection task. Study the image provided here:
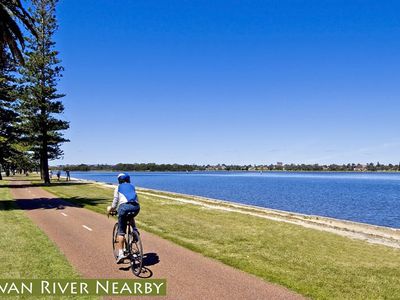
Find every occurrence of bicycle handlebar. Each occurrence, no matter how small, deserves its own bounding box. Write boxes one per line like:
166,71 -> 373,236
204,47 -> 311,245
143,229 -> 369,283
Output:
107,210 -> 118,218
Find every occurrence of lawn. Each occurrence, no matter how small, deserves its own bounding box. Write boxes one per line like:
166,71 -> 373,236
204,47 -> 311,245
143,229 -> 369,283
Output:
39,178 -> 400,300
0,179 -> 96,300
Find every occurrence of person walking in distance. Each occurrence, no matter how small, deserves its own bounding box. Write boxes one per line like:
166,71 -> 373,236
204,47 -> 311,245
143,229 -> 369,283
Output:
66,170 -> 71,181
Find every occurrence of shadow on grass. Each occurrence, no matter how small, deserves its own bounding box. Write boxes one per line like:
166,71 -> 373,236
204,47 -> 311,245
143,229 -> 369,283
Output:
65,196 -> 109,208
1,177 -> 32,182
0,200 -> 18,211
0,182 -> 89,189
0,196 -> 108,211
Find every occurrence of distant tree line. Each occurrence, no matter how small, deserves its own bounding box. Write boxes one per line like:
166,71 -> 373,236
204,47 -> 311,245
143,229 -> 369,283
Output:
53,162 -> 400,172
276,163 -> 400,172
54,163 -> 207,172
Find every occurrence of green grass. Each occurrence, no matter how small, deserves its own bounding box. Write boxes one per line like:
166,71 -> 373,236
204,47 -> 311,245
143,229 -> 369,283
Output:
40,179 -> 400,300
0,179 -> 96,300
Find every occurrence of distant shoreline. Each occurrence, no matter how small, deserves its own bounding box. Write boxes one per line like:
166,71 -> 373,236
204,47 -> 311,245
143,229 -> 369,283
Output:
50,169 -> 400,173
49,162 -> 400,173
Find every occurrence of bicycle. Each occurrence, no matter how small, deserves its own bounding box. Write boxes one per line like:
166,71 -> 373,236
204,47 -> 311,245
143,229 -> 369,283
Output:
109,210 -> 143,276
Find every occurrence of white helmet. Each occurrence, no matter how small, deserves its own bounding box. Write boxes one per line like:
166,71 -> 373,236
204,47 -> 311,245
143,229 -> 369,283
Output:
117,173 -> 130,183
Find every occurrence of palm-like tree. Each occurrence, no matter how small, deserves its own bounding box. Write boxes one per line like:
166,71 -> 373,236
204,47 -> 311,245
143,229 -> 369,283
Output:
0,0 -> 35,63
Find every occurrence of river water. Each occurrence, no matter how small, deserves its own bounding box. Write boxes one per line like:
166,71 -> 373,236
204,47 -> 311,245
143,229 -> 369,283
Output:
68,171 -> 400,228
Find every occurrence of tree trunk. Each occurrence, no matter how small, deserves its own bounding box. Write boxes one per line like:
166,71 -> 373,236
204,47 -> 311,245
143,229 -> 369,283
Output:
42,152 -> 50,184
0,165 -> 2,180
39,154 -> 43,179
42,134 -> 50,184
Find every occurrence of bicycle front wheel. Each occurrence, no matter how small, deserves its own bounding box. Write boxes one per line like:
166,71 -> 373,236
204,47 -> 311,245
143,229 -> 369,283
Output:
112,223 -> 119,260
128,226 -> 143,276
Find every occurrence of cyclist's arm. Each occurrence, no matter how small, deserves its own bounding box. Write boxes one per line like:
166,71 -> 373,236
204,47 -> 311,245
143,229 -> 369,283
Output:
111,187 -> 119,209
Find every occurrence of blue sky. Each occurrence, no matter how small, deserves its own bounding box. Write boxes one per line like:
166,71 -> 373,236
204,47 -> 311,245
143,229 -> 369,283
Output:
52,0 -> 400,165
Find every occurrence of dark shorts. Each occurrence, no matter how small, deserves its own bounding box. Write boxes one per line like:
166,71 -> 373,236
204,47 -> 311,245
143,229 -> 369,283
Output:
117,202 -> 140,236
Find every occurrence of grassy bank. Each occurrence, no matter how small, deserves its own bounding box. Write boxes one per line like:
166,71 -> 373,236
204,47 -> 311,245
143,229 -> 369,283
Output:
0,180 -> 96,300
40,178 -> 400,299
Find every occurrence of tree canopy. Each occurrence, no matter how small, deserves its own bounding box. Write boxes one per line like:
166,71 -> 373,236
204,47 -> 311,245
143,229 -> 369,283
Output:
0,0 -> 36,63
0,0 -> 68,182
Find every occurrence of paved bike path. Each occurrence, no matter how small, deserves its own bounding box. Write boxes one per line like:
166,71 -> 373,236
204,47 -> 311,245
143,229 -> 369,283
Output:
10,180 -> 304,300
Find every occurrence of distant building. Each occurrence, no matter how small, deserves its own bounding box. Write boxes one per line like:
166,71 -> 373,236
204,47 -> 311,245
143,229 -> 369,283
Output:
354,164 -> 367,172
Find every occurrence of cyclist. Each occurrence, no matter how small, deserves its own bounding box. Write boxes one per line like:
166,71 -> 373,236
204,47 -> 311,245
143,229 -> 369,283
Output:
109,173 -> 140,263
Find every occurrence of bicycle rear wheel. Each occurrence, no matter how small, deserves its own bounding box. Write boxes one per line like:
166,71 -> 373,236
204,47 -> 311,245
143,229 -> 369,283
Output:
128,225 -> 143,276
112,223 -> 119,260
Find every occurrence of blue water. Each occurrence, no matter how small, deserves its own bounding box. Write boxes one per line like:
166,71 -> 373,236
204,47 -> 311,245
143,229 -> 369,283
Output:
70,171 -> 400,228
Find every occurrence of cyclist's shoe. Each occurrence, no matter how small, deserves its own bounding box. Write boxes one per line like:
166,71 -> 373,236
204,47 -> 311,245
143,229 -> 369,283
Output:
116,253 -> 127,264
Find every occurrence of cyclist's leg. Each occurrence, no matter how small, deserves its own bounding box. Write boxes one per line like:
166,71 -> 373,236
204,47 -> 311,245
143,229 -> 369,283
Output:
126,206 -> 140,235
117,234 -> 125,251
131,205 -> 140,229
117,203 -> 140,248
117,205 -> 129,253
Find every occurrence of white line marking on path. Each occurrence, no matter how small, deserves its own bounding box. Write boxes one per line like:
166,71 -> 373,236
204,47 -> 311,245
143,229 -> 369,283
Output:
61,212 -> 68,217
82,225 -> 93,232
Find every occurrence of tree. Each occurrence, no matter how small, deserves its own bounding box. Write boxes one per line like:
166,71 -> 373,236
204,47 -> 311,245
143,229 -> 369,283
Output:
0,0 -> 36,63
9,145 -> 37,174
0,1 -> 36,180
0,51 -> 20,179
19,0 -> 68,184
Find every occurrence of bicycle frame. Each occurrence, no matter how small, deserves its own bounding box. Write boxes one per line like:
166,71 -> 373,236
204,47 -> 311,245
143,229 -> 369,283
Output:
110,211 -> 143,276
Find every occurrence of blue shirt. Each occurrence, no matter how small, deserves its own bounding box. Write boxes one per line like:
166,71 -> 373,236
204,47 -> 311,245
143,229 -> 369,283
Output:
112,182 -> 138,208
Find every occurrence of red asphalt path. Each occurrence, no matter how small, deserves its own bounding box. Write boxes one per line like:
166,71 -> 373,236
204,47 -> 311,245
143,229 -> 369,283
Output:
10,180 -> 305,300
